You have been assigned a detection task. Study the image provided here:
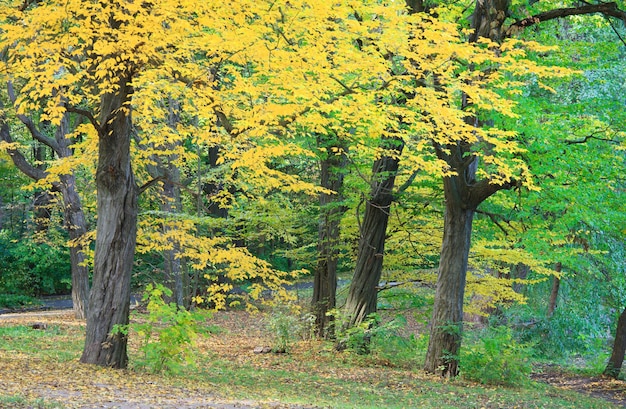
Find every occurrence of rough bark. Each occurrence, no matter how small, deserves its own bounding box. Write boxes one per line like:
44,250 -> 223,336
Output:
80,73 -> 137,368
312,143 -> 347,338
423,166 -> 476,376
57,175 -> 90,319
344,137 -> 403,328
605,307 -> 626,379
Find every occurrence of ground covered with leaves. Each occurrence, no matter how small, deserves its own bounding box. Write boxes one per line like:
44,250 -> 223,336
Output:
0,309 -> 625,409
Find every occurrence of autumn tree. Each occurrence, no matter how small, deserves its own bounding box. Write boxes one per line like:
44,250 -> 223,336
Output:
419,0 -> 626,376
0,87 -> 91,319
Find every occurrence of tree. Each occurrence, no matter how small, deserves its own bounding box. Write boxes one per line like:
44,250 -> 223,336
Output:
423,0 -> 626,376
1,0 -> 219,367
0,87 -> 91,319
312,135 -> 347,338
606,308 -> 626,378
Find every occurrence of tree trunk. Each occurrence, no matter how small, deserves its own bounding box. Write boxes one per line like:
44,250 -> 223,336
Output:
344,137 -> 403,328
59,174 -> 90,320
312,144 -> 347,338
605,307 -> 626,379
0,97 -> 90,319
162,174 -> 185,307
80,74 -> 137,368
547,262 -> 561,318
423,0 -> 513,376
423,174 -> 475,377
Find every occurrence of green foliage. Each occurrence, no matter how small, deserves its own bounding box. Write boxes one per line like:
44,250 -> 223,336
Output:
126,283 -> 210,374
0,293 -> 41,309
332,311 -> 411,356
509,304 -> 609,360
461,326 -> 533,387
264,303 -> 315,353
0,232 -> 71,296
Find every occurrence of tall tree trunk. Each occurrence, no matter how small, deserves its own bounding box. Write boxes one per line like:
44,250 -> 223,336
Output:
547,262 -> 562,318
80,74 -> 137,368
344,138 -> 403,327
59,174 -> 90,319
423,179 -> 474,376
162,173 -> 184,307
145,98 -> 186,307
605,307 -> 626,379
312,143 -> 347,338
423,0 -> 512,376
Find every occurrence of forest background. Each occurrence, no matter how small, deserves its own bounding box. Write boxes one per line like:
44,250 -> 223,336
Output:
0,0 -> 624,397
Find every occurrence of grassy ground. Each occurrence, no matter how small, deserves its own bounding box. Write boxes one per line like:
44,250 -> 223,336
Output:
0,308 -> 624,409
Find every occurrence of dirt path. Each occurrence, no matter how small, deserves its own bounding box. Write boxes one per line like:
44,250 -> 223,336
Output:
532,370 -> 626,408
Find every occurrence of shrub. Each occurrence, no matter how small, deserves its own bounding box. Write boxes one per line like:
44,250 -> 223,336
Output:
265,303 -> 315,352
0,233 -> 71,296
0,294 -> 41,309
461,326 -> 533,387
115,283 -> 211,374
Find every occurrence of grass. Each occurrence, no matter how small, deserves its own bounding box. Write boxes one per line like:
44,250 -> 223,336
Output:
0,309 -> 623,409
0,395 -> 62,409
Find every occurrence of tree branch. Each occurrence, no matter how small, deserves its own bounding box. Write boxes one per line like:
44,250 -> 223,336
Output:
138,176 -> 165,195
505,2 -> 626,37
475,209 -> 510,235
65,105 -> 101,131
467,177 -> 518,210
395,169 -> 419,195
563,133 -> 620,145
7,81 -> 63,153
0,104 -> 47,181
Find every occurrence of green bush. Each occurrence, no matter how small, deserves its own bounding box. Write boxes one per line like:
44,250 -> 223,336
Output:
0,294 -> 41,309
461,326 -> 533,387
116,283 -> 211,374
265,303 -> 315,352
0,233 -> 71,296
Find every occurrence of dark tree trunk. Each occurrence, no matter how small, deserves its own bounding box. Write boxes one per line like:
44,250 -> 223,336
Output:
547,262 -> 561,318
80,74 -> 137,368
32,190 -> 52,232
605,307 -> 626,379
424,0 -> 513,376
145,98 -> 185,307
344,138 -> 403,327
312,143 -> 347,338
423,181 -> 474,376
59,175 -> 90,319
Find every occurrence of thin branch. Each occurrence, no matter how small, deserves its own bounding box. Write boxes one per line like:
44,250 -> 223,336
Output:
138,176 -> 165,195
376,275 -> 437,292
395,169 -> 419,195
475,209 -> 509,236
6,81 -> 62,152
330,75 -> 356,95
0,103 -> 47,181
563,133 -> 620,145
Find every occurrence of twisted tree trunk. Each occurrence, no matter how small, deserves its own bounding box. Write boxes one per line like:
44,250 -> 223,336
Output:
80,74 -> 137,368
344,137 -> 403,328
